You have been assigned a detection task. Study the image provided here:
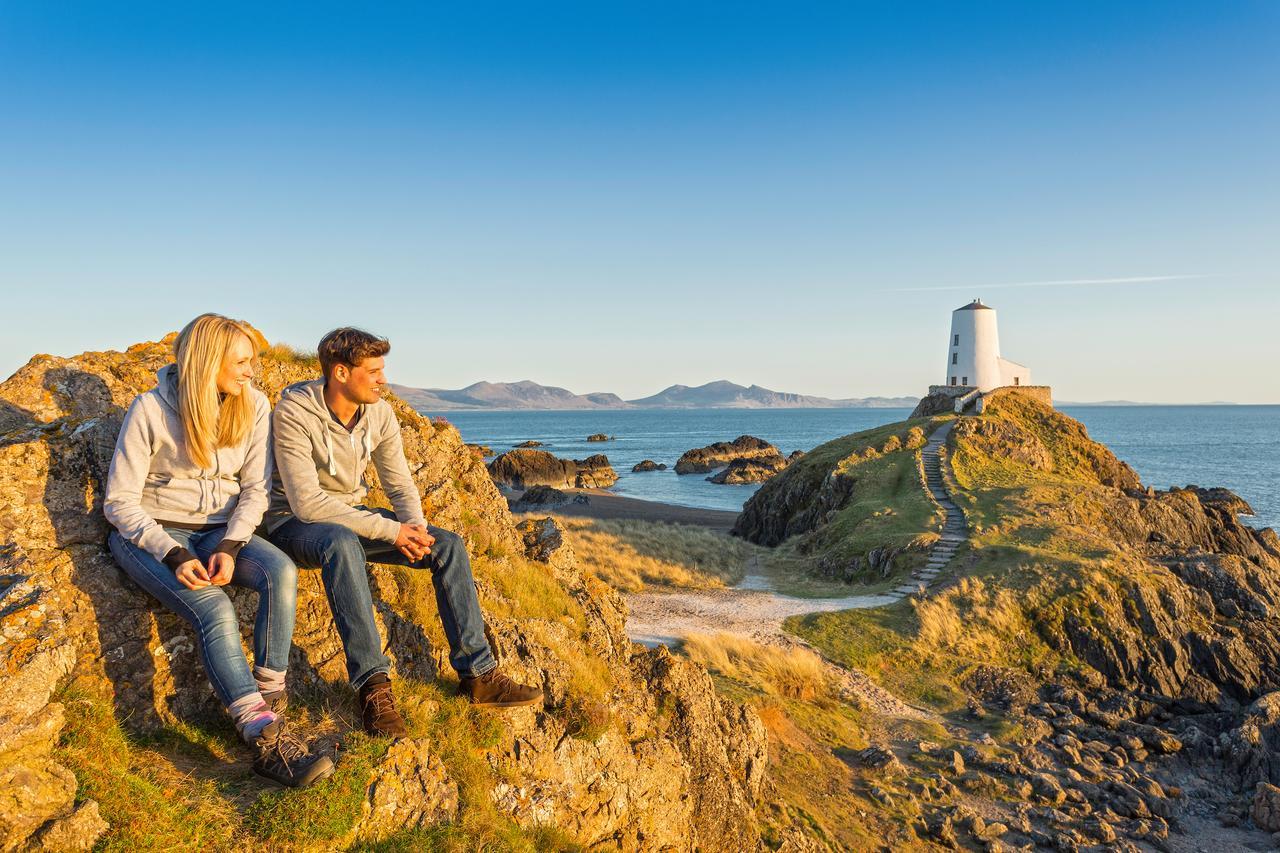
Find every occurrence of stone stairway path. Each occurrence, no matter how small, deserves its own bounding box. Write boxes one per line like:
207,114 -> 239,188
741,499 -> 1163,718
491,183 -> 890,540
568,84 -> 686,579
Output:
887,421 -> 967,601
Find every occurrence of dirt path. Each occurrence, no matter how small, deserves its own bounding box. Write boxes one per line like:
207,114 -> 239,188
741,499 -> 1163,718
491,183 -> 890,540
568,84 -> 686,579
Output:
626,556 -> 931,720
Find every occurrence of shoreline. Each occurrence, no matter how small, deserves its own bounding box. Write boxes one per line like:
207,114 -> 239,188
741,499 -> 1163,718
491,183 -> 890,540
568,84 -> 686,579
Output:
504,487 -> 741,532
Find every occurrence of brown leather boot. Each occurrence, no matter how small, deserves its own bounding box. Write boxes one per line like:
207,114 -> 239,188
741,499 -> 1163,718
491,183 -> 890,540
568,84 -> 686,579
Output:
358,674 -> 408,738
458,669 -> 543,708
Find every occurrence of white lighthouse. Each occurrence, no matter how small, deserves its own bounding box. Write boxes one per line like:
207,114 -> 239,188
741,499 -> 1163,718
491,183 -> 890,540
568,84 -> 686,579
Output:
944,299 -> 1030,392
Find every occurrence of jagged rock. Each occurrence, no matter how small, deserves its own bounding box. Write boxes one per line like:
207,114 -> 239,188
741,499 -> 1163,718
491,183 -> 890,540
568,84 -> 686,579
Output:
1030,773 -> 1067,806
488,449 -> 619,489
853,745 -> 906,777
675,435 -> 779,475
362,738 -> 459,837
514,440 -> 544,448
512,484 -> 570,509
706,453 -> 789,484
0,339 -> 763,852
585,433 -> 611,442
631,460 -> 667,472
924,811 -> 959,848
1255,783 -> 1280,831
466,443 -> 494,458
27,801 -> 108,852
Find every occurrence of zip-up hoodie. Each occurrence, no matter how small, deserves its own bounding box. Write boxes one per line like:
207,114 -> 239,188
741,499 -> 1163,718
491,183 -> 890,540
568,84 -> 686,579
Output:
267,379 -> 426,543
103,364 -> 272,562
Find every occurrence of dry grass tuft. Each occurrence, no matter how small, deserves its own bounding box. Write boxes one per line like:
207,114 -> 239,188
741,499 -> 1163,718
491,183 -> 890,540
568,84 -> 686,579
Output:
913,576 -> 1031,662
680,633 -> 831,701
550,516 -> 758,592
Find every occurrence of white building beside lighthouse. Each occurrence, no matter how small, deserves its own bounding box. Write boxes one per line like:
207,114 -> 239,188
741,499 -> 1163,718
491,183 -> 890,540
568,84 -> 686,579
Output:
945,298 -> 1030,391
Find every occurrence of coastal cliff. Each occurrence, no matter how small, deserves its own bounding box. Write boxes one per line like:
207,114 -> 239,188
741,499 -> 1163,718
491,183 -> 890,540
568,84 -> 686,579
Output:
740,388 -> 1280,847
0,338 -> 764,851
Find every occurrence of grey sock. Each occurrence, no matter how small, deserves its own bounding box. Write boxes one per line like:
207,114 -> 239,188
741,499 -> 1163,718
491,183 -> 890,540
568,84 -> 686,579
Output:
229,692 -> 275,742
253,665 -> 287,697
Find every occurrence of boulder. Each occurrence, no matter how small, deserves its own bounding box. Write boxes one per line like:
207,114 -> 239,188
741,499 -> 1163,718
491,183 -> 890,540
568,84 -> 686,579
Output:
488,449 -> 619,490
586,433 -> 612,442
512,484 -> 570,509
675,436 -> 779,475
706,453 -> 789,484
632,460 -> 667,473
514,440 -> 544,448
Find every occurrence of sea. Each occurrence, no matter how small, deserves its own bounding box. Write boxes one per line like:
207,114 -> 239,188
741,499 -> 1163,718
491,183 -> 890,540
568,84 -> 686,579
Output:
435,406 -> 1280,531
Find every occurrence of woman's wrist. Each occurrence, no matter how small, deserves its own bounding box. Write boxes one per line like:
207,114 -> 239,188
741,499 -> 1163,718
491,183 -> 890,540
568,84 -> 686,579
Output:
213,539 -> 246,559
162,546 -> 198,571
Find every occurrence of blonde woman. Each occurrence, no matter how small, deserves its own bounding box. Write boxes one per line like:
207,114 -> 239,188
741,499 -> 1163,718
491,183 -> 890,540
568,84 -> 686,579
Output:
104,313 -> 332,788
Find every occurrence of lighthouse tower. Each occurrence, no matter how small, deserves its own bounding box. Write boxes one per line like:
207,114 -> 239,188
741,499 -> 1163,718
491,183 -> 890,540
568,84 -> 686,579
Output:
945,299 -> 1030,392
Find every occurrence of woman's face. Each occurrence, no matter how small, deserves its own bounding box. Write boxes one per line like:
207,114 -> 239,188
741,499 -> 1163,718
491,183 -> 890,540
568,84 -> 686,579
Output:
216,333 -> 256,396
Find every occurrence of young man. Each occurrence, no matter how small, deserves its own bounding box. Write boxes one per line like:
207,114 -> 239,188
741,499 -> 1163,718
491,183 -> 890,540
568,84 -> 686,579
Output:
266,328 -> 541,737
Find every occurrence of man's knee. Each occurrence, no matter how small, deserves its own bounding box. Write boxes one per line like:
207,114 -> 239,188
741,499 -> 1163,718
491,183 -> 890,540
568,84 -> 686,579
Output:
430,529 -> 464,561
316,526 -> 368,572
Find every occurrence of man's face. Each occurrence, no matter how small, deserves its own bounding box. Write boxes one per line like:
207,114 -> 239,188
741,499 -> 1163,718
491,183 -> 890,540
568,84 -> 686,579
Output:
333,355 -> 386,404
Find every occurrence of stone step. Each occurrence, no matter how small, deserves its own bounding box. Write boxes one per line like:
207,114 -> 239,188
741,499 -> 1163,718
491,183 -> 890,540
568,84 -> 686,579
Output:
894,586 -> 923,595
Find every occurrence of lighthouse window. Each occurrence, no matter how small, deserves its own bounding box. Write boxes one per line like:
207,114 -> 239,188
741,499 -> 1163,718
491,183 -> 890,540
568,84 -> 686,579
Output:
951,353 -> 957,365
1014,377 -> 1020,386
953,334 -> 959,346
950,376 -> 957,386
962,376 -> 968,386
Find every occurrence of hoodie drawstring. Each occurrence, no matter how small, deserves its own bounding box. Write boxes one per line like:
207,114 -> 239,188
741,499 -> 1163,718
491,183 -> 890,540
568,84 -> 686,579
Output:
324,431 -> 337,477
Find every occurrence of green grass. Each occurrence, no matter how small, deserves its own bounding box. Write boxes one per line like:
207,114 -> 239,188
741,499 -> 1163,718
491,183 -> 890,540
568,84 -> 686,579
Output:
247,733 -> 389,846
749,418 -> 946,589
54,686 -> 239,852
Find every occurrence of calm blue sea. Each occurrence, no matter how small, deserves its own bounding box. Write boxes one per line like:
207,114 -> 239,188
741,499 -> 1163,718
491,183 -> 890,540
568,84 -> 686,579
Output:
435,406 -> 1280,531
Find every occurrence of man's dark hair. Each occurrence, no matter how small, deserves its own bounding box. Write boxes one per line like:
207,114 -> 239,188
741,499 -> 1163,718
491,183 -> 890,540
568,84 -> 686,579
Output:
317,327 -> 390,378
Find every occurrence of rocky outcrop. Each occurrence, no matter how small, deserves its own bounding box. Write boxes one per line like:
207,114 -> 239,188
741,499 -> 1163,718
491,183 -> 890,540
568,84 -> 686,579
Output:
632,460 -> 667,472
586,433 -> 612,442
0,338 -> 763,851
675,435 -> 779,475
734,425 -> 927,546
511,484 -> 570,509
706,453 -> 789,484
487,449 -> 619,490
514,440 -> 544,448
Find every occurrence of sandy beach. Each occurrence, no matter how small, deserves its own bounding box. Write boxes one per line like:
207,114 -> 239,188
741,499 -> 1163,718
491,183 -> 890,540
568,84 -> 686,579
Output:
505,487 -> 742,532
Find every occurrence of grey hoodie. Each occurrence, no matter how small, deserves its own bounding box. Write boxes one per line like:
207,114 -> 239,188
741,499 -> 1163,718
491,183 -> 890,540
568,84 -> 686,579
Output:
267,380 -> 426,543
103,365 -> 272,562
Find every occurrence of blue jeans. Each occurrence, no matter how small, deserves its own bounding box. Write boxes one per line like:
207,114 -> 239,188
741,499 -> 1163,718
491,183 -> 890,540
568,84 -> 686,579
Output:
108,528 -> 298,707
268,508 -> 496,687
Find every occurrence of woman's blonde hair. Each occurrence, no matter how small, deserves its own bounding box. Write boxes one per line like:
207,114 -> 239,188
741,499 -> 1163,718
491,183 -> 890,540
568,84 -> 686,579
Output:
173,313 -> 262,469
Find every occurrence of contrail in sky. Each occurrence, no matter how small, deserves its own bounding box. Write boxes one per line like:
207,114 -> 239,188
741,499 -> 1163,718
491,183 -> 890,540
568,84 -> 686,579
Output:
893,274 -> 1214,293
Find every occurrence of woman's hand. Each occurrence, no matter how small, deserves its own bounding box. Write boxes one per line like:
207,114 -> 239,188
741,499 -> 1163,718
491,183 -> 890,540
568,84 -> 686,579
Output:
175,558 -> 212,590
207,552 -> 235,586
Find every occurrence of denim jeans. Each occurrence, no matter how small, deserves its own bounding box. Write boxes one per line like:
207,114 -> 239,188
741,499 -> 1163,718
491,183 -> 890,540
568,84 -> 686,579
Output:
108,528 -> 298,707
268,508 -> 496,687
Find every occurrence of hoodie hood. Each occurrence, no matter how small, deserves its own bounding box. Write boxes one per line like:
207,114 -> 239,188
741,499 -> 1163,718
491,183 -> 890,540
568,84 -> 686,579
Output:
155,364 -> 181,412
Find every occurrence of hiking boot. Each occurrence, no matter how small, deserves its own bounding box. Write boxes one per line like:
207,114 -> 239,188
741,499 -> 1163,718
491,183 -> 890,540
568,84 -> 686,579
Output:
251,720 -> 334,788
263,690 -> 288,716
459,669 -> 543,708
358,674 -> 408,738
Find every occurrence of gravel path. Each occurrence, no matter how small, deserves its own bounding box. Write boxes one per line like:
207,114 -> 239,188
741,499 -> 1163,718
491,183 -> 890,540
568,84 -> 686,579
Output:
626,557 -> 931,720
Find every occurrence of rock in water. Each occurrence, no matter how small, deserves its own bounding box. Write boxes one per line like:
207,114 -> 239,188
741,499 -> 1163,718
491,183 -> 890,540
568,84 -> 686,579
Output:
706,453 -> 789,484
488,449 -> 619,489
675,435 -> 780,474
632,459 -> 667,472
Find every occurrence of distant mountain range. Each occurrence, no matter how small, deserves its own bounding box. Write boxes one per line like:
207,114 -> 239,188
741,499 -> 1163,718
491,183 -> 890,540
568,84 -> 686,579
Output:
389,379 -> 918,411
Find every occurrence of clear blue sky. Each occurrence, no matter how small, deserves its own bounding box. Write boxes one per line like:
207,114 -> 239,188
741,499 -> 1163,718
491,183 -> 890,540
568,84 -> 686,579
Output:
2,2 -> 1276,402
